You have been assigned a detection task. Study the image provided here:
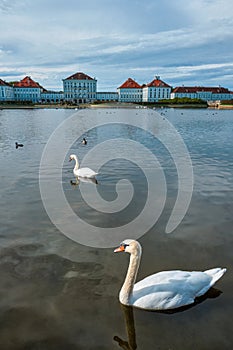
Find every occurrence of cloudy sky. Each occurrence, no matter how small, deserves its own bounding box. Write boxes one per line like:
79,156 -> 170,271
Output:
0,0 -> 233,91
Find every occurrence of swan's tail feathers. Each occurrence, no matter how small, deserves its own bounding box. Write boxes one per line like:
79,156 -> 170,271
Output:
204,268 -> 227,286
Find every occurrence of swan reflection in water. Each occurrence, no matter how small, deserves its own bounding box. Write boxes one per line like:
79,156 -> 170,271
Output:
114,288 -> 222,350
114,305 -> 137,350
70,176 -> 98,186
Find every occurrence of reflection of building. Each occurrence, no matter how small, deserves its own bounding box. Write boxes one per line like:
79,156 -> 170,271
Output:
171,86 -> 233,101
63,72 -> 97,103
0,79 -> 14,101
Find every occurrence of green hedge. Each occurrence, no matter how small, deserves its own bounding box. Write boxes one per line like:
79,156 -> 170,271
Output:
155,98 -> 206,105
0,100 -> 34,105
221,99 -> 233,105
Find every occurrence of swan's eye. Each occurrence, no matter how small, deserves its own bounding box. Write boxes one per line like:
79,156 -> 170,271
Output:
122,243 -> 129,249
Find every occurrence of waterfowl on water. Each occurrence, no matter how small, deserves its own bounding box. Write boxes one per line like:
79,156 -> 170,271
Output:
114,239 -> 226,311
69,154 -> 98,178
82,138 -> 87,145
15,142 -> 24,149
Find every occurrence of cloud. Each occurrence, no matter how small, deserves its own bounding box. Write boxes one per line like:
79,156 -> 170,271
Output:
0,0 -> 233,90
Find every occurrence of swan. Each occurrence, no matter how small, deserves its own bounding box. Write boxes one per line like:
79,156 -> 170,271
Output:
114,239 -> 226,311
69,154 -> 98,178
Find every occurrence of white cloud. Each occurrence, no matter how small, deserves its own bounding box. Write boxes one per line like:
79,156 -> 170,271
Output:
0,0 -> 232,90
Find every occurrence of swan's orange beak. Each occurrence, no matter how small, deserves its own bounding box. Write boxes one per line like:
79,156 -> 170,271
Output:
114,245 -> 125,253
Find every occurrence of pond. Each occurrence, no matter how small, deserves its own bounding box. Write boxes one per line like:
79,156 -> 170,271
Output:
0,107 -> 232,349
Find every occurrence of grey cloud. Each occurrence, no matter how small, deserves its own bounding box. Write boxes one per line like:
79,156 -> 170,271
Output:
0,0 -> 233,90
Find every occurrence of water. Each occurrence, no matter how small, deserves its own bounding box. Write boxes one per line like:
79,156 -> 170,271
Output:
0,107 -> 233,349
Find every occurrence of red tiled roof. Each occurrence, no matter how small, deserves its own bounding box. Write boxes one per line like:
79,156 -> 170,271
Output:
146,78 -> 171,88
13,76 -> 43,88
118,78 -> 141,89
64,72 -> 95,80
172,86 -> 231,94
0,78 -> 11,87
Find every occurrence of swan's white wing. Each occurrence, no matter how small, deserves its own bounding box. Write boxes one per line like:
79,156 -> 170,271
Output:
134,270 -> 190,289
131,270 -> 212,310
75,167 -> 98,178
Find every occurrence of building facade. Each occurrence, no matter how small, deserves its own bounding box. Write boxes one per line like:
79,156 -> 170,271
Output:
12,76 -> 43,102
63,72 -> 97,103
117,78 -> 142,103
142,76 -> 171,102
171,86 -> 233,101
117,76 -> 171,103
96,91 -> 118,101
41,90 -> 64,102
1,72 -> 233,104
0,79 -> 14,101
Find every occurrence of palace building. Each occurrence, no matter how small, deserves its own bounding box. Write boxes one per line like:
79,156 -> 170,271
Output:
63,72 -> 97,103
117,78 -> 142,103
142,76 -> 171,102
0,72 -> 232,103
0,79 -> 14,101
171,86 -> 233,101
117,76 -> 171,103
12,76 -> 43,102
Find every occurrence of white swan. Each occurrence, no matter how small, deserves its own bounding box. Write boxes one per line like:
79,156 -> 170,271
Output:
114,239 -> 226,311
69,154 -> 98,178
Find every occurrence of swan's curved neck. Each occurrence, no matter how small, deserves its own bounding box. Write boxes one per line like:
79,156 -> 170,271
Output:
120,249 -> 141,305
74,156 -> 79,170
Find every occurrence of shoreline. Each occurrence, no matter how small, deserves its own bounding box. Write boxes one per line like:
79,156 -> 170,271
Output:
0,104 -> 85,110
0,102 -> 232,110
217,104 -> 233,109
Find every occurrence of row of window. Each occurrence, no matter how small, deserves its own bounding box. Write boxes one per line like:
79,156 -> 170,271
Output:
64,83 -> 96,89
173,93 -> 232,99
15,95 -> 38,99
149,92 -> 169,98
120,94 -> 169,100
144,88 -> 171,93
120,94 -> 142,99
120,89 -> 142,93
65,93 -> 95,99
14,89 -> 40,93
65,88 -> 95,93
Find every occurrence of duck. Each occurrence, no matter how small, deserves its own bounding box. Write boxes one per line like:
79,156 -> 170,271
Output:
114,239 -> 226,311
69,154 -> 98,178
82,138 -> 87,145
15,142 -> 24,149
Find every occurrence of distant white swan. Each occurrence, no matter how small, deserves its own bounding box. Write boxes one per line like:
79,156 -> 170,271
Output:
69,154 -> 98,178
114,239 -> 226,311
